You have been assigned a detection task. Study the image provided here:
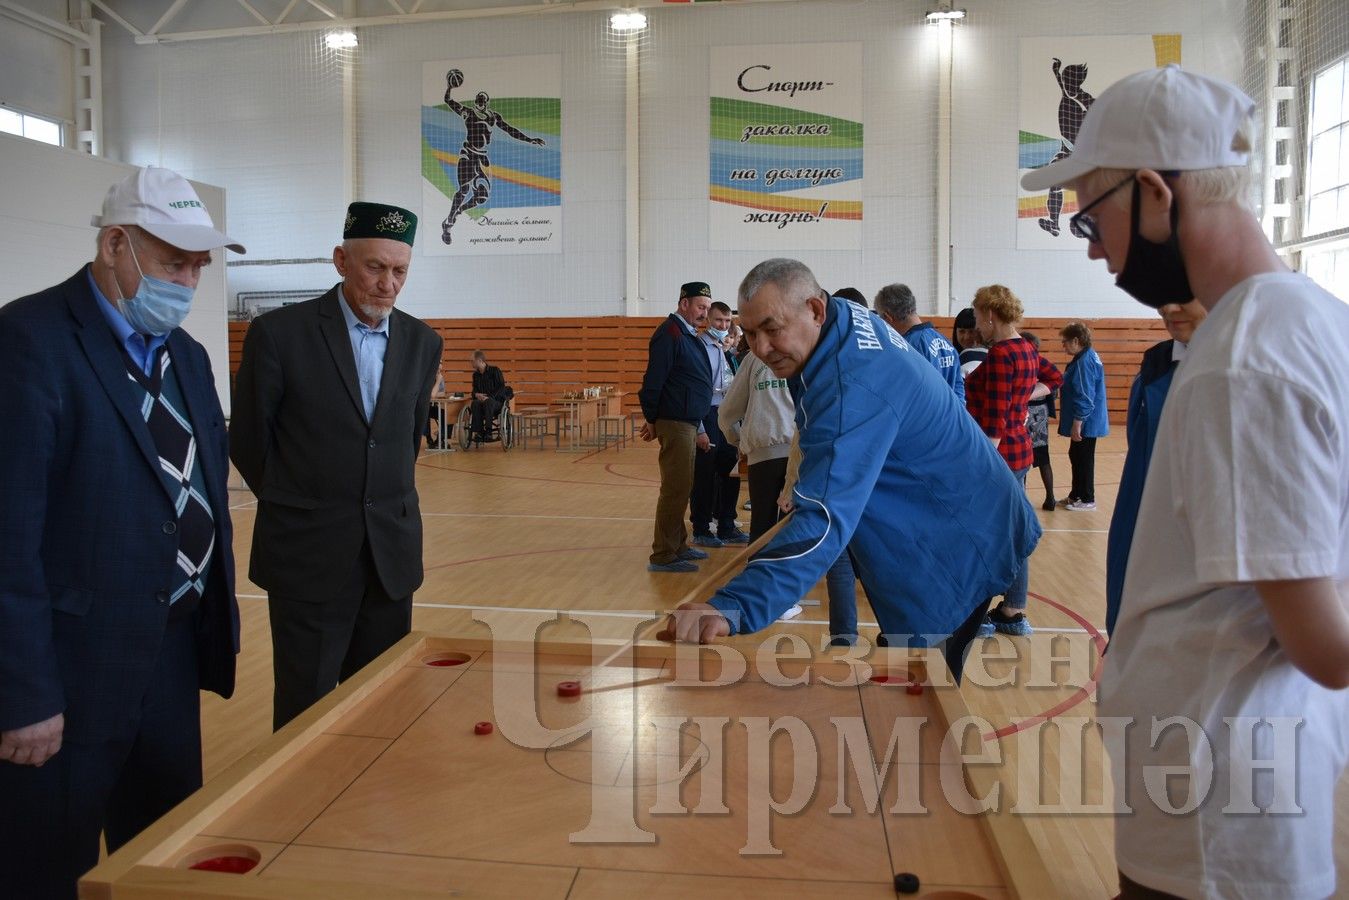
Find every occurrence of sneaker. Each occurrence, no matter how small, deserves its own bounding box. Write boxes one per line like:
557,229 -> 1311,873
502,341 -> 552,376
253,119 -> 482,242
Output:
743,500 -> 753,510
648,559 -> 699,573
990,611 -> 1033,636
717,528 -> 751,545
776,604 -> 803,622
691,533 -> 724,548
1041,497 -> 1056,511
828,634 -> 858,647
1064,500 -> 1097,511
676,547 -> 709,561
977,616 -> 995,638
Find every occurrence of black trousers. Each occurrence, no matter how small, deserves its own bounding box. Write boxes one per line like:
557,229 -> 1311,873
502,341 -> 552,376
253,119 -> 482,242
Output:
469,397 -> 502,439
0,616 -> 202,900
877,596 -> 991,685
268,540 -> 412,730
746,456 -> 788,541
689,407 -> 741,535
1068,436 -> 1098,502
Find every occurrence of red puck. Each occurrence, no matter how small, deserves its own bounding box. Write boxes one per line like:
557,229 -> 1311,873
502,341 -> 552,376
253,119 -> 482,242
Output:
189,856 -> 258,874
906,682 -> 924,695
557,680 -> 582,697
474,721 -> 493,735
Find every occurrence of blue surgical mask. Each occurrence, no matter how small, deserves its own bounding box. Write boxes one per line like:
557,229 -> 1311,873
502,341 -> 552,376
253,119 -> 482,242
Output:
114,232 -> 195,335
708,327 -> 729,341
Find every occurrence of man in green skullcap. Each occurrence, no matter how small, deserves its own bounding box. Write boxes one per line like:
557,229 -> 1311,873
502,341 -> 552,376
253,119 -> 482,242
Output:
231,202 -> 444,729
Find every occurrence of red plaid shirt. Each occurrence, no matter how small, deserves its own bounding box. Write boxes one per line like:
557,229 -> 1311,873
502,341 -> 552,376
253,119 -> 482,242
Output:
965,336 -> 1049,472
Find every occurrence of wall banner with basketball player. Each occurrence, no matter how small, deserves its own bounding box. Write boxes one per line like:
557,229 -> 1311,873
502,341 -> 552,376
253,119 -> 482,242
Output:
1017,35 -> 1181,251
421,54 -> 561,256
710,43 -> 863,251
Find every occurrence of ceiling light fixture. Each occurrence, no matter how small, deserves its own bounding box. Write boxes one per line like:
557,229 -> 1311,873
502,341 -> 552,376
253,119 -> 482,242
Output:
924,8 -> 966,22
610,11 -> 648,32
325,30 -> 358,49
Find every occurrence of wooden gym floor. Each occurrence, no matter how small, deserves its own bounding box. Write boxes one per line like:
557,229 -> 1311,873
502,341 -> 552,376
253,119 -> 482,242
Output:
212,432 -> 1349,899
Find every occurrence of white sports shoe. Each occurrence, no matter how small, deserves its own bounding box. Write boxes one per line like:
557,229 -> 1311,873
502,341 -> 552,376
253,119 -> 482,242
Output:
1064,500 -> 1097,511
776,604 -> 804,622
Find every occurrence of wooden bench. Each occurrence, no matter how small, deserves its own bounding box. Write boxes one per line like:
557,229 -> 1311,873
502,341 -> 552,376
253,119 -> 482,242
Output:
230,315 -> 1168,425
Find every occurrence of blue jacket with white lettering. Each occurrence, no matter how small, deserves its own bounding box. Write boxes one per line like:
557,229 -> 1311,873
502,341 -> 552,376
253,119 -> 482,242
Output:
902,321 -> 966,401
708,298 -> 1041,641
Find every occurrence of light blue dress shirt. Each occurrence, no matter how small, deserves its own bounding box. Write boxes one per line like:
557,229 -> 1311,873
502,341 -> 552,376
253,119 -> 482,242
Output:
87,268 -> 168,376
337,287 -> 389,423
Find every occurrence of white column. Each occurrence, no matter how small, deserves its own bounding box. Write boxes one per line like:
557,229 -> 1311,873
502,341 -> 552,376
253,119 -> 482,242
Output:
935,18 -> 953,316
624,33 -> 642,316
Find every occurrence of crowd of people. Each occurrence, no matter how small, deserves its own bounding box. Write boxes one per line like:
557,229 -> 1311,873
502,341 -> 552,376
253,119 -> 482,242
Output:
653,65 -> 1349,900
641,274 -> 1114,640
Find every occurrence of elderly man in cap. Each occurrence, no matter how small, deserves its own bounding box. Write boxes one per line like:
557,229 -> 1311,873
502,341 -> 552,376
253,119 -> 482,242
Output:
0,166 -> 243,899
638,282 -> 715,572
231,202 -> 443,730
661,259 -> 1039,682
1023,64 -> 1349,899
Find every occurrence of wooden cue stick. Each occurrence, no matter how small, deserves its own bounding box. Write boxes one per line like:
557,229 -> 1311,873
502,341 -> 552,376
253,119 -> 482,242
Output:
585,514 -> 794,675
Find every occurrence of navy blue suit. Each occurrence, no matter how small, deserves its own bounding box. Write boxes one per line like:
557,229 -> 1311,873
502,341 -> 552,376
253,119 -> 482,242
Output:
0,267 -> 240,899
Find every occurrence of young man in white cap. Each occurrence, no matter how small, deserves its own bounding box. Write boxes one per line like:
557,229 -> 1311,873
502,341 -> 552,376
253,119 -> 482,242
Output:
1023,64 -> 1349,899
0,166 -> 244,899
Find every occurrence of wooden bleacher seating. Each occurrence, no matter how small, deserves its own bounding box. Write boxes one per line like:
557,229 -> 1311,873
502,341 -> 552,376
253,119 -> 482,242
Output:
230,315 -> 1168,425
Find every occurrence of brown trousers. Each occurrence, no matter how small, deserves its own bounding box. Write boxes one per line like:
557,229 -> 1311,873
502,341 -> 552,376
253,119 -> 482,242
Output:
650,419 -> 697,564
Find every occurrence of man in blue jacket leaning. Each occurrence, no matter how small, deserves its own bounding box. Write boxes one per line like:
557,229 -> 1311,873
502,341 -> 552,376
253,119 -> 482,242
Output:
660,259 -> 1040,679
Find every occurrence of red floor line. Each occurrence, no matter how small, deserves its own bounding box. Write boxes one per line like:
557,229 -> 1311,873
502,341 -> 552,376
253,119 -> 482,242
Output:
416,459 -> 656,489
426,543 -> 650,571
983,590 -> 1106,741
604,463 -> 661,484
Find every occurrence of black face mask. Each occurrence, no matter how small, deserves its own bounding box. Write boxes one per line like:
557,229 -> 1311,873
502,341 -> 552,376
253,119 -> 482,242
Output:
1115,179 -> 1194,309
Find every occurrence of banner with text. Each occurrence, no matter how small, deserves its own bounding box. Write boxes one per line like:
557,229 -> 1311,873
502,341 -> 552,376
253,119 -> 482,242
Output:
710,43 -> 863,250
421,54 -> 561,255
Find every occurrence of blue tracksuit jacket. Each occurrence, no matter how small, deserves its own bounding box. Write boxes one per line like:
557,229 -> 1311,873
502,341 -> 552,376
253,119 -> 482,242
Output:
902,321 -> 965,401
708,298 -> 1042,641
1105,339 -> 1175,636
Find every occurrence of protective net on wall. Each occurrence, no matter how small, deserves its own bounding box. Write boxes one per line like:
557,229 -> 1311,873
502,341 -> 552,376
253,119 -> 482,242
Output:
102,0 -> 1349,314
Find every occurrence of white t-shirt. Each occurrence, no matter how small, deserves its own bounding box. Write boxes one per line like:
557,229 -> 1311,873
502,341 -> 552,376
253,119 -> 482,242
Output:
1099,272 -> 1349,900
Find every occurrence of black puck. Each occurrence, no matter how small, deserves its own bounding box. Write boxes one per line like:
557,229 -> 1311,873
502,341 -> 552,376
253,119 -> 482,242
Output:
894,872 -> 920,894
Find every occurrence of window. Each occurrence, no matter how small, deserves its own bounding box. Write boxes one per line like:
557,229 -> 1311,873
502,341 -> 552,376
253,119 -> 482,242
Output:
1303,57 -> 1349,301
0,106 -> 63,147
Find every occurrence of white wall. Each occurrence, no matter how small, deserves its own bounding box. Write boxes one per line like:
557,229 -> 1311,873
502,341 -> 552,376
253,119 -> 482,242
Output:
0,0 -> 75,126
83,0 -> 1260,320
950,0 -> 1248,317
0,132 -> 235,412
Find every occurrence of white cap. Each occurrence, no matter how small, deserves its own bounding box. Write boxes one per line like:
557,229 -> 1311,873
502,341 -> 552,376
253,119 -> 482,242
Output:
91,166 -> 246,254
1020,64 -> 1256,191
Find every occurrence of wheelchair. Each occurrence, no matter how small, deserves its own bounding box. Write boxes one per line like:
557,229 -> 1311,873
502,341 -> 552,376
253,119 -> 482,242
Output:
456,395 -> 516,451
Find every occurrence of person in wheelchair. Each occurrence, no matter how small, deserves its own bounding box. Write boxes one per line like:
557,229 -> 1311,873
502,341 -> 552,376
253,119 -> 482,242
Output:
468,350 -> 512,444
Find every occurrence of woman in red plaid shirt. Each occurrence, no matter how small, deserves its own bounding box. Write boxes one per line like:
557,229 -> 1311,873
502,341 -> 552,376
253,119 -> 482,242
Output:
965,284 -> 1062,636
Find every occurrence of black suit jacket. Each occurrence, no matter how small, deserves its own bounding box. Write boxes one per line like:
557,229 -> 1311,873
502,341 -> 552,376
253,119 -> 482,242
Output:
0,268 -> 239,742
471,365 -> 509,402
229,287 -> 443,599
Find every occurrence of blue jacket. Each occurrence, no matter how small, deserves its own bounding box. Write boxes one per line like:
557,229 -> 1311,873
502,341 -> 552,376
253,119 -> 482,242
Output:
902,321 -> 965,401
1105,339 -> 1175,635
639,313 -> 713,424
708,298 -> 1041,641
0,268 -> 239,741
1058,347 -> 1109,438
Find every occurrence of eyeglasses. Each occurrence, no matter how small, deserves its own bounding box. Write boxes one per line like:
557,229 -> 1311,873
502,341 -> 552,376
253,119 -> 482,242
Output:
1067,175 -> 1134,243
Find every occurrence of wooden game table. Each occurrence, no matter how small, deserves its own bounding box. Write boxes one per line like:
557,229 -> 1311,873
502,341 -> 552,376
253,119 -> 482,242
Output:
81,628 -> 1055,899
